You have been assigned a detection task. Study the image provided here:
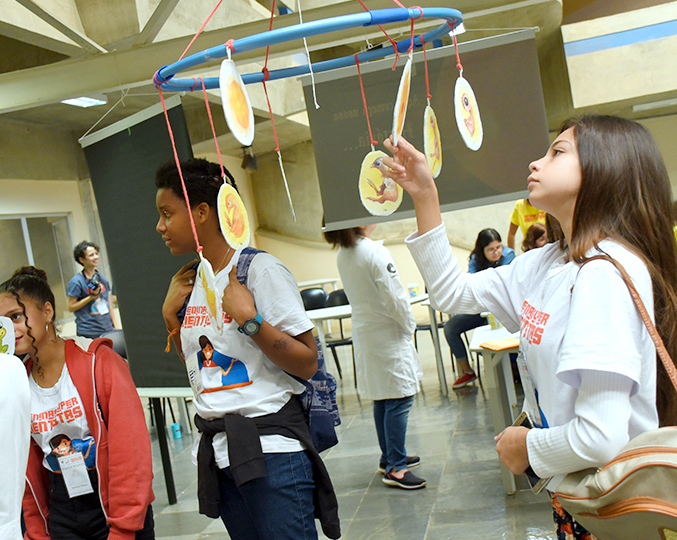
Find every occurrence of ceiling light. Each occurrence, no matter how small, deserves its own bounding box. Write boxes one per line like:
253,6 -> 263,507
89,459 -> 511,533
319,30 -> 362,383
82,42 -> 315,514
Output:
61,95 -> 108,108
632,98 -> 677,113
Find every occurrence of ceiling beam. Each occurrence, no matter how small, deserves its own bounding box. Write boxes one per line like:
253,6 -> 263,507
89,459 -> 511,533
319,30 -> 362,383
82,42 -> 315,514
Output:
0,20 -> 86,57
132,0 -> 180,47
13,0 -> 107,54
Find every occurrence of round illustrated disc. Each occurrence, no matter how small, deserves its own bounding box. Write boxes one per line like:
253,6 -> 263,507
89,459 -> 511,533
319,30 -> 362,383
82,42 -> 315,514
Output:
198,254 -> 223,334
219,59 -> 255,147
358,150 -> 403,216
454,76 -> 483,151
391,56 -> 412,147
217,183 -> 250,250
424,105 -> 443,178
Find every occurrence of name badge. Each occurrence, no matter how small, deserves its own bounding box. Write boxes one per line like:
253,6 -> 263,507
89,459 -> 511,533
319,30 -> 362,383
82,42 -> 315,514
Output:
58,452 -> 94,498
185,351 -> 205,395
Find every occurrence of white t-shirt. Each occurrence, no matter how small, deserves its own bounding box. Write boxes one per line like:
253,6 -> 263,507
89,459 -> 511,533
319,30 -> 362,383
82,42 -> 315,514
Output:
181,250 -> 314,469
406,225 -> 658,481
0,354 -> 30,540
29,364 -> 96,472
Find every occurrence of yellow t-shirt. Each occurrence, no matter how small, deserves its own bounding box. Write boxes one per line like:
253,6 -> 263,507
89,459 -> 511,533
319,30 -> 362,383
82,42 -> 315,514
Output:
510,199 -> 546,236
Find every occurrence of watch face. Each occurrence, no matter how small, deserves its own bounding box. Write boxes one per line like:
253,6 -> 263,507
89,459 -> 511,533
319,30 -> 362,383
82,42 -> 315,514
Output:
243,319 -> 260,335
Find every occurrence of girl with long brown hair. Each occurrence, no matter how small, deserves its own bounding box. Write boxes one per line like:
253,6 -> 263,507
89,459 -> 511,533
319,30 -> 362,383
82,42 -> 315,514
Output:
380,115 -> 677,538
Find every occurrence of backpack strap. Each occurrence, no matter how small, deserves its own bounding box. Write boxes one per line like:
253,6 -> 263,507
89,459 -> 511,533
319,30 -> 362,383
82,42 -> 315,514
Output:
577,255 -> 677,392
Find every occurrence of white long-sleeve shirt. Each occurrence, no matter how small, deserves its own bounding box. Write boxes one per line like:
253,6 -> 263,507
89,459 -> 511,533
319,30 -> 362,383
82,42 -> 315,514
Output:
406,224 -> 658,481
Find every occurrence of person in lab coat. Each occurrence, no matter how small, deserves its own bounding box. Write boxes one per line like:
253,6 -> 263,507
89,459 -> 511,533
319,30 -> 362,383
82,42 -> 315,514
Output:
324,225 -> 426,490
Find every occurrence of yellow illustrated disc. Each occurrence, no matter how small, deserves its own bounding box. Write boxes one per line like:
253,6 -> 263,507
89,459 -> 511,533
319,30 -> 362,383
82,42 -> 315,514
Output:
358,150 -> 403,216
217,183 -> 250,250
424,105 -> 442,178
198,254 -> 223,334
391,56 -> 412,147
454,76 -> 483,151
219,59 -> 255,147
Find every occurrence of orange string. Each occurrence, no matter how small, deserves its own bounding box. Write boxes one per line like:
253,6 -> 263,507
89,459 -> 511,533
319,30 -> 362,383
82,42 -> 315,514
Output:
356,0 -> 400,69
355,54 -> 378,148
423,42 -> 431,101
165,328 -> 180,353
200,79 -> 226,178
178,0 -> 224,61
261,1 -> 281,152
451,21 -> 463,72
157,87 -> 202,254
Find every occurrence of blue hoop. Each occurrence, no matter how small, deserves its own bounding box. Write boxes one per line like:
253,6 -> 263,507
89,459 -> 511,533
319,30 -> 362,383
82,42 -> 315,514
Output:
153,7 -> 463,91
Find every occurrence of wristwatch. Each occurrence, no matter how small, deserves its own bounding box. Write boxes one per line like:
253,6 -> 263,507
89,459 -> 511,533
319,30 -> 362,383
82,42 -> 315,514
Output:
238,313 -> 263,336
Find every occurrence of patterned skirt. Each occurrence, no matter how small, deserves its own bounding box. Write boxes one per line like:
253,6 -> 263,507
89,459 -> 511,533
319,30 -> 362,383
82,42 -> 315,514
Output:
552,494 -> 597,540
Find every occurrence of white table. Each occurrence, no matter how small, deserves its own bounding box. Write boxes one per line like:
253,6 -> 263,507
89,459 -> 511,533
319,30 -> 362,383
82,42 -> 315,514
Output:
468,325 -> 520,494
298,278 -> 340,292
306,294 -> 449,396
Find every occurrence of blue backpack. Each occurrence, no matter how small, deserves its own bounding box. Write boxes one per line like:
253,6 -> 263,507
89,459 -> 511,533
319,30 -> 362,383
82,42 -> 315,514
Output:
178,248 -> 340,453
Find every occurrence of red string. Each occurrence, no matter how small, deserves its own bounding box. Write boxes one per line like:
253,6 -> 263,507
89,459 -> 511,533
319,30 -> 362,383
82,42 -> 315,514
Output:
423,42 -> 431,101
225,39 -> 235,53
356,0 -> 400,69
200,78 -> 226,178
157,87 -> 202,253
355,54 -> 378,148
407,6 -> 423,53
262,1 -> 281,152
451,22 -> 463,72
178,0 -> 223,61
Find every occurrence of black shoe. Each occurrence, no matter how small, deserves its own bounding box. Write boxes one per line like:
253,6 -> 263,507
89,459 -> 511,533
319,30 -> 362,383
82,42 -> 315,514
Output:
382,470 -> 427,490
377,455 -> 420,474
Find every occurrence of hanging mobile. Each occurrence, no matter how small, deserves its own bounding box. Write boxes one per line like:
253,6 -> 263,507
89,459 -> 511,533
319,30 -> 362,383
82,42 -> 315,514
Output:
219,54 -> 255,147
450,26 -> 483,151
421,41 -> 442,177
218,182 -> 250,250
197,253 -> 224,334
391,53 -> 413,147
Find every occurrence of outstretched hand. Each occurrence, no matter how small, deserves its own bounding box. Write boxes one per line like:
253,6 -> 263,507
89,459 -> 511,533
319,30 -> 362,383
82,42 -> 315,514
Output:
222,265 -> 257,326
381,135 -> 443,235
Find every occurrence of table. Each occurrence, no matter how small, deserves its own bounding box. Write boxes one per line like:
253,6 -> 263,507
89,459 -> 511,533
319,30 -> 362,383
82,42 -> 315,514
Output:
468,325 -> 520,494
306,293 -> 449,396
137,387 -> 194,505
297,278 -> 340,292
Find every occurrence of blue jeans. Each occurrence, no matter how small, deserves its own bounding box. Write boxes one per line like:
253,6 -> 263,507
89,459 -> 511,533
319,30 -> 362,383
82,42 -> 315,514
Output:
373,395 -> 415,473
217,451 -> 317,540
444,313 -> 488,365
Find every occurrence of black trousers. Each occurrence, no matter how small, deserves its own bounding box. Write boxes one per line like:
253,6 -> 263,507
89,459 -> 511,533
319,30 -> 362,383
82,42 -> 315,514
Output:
48,469 -> 154,539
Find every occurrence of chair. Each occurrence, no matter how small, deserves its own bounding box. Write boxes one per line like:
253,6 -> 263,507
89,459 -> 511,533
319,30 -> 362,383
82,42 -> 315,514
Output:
300,287 -> 327,311
413,311 -> 445,351
101,329 -> 127,359
325,289 -> 355,385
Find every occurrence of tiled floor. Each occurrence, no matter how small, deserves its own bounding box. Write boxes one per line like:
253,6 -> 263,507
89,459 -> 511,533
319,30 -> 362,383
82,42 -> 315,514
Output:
147,334 -> 557,540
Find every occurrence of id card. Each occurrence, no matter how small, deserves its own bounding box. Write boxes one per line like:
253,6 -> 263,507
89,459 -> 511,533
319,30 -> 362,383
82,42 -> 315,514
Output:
185,350 -> 204,395
58,452 -> 94,498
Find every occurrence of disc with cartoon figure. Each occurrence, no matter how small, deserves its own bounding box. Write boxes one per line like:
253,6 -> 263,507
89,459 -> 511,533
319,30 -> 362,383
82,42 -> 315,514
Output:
218,183 -> 250,250
198,254 -> 223,334
219,59 -> 255,147
424,106 -> 442,178
358,150 -> 403,216
391,56 -> 412,147
454,76 -> 483,151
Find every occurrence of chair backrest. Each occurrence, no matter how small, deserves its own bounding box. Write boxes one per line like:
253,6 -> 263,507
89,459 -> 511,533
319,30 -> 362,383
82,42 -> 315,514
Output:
326,289 -> 349,307
101,329 -> 127,359
300,287 -> 327,311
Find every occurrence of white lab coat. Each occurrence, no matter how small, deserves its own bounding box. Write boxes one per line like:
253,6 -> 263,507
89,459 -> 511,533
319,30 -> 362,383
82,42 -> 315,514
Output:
0,353 -> 31,540
337,236 -> 420,400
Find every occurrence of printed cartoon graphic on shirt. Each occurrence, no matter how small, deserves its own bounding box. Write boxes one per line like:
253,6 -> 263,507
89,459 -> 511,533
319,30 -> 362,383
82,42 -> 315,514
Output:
198,334 -> 252,391
520,300 -> 551,345
46,434 -> 96,471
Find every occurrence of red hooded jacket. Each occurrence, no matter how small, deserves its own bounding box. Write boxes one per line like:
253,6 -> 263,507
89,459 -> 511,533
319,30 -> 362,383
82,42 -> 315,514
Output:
23,338 -> 154,539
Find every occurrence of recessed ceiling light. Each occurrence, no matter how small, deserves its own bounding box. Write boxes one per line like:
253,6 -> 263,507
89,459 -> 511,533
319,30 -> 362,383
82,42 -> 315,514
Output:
61,96 -> 108,108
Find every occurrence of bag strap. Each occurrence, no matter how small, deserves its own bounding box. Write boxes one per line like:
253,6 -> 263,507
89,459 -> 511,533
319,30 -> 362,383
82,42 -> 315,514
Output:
578,254 -> 677,393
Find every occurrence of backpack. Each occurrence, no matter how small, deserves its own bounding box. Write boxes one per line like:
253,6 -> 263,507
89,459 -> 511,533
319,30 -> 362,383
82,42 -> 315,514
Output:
235,247 -> 340,453
177,248 -> 341,453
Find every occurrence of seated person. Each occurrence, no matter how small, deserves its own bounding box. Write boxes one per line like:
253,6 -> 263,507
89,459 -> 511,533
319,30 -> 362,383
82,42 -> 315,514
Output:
522,222 -> 549,252
67,241 -> 119,338
444,229 -> 515,389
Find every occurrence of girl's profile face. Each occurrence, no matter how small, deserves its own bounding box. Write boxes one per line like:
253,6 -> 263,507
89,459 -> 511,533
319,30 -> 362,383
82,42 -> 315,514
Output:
0,292 -> 48,356
535,234 -> 548,248
156,188 -> 197,256
527,128 -> 582,225
483,240 -> 503,263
